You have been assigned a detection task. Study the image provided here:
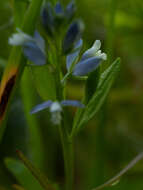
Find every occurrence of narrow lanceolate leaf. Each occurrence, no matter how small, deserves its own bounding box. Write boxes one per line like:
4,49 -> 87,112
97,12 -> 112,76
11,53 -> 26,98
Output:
92,152 -> 143,190
16,150 -> 56,190
0,0 -> 44,140
71,58 -> 120,137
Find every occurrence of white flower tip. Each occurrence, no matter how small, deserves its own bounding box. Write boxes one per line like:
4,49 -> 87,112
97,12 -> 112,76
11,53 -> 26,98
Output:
8,31 -> 33,46
50,102 -> 62,113
97,53 -> 107,60
51,112 -> 62,125
102,53 -> 107,60
93,40 -> 101,51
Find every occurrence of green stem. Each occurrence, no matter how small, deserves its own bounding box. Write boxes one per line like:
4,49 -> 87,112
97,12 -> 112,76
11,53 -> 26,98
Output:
55,67 -> 74,190
58,122 -> 74,190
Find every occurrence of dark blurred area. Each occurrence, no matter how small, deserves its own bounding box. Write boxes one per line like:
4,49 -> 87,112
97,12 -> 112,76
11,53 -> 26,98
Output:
0,0 -> 143,190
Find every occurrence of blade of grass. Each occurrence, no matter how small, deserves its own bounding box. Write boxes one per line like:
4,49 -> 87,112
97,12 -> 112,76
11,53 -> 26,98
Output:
5,158 -> 43,190
92,152 -> 143,190
16,150 -> 56,190
12,0 -> 28,27
21,67 -> 44,168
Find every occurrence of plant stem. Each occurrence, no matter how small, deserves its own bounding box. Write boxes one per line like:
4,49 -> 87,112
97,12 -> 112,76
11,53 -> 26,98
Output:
55,68 -> 74,190
58,121 -> 74,190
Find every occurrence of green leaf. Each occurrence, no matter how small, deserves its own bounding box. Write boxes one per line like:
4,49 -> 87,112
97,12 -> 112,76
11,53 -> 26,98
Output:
5,158 -> 43,190
31,65 -> 56,101
84,68 -> 100,104
71,58 -> 120,137
13,0 -> 28,27
0,58 -> 6,69
21,67 -> 44,168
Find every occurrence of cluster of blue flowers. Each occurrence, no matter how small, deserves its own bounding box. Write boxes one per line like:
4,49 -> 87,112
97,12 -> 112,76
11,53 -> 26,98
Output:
41,0 -> 76,36
9,1 -> 107,125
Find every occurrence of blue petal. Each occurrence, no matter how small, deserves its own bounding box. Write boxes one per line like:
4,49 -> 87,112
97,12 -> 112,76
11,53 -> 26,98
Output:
34,31 -> 45,53
61,100 -> 85,108
55,2 -> 64,16
41,2 -> 55,35
66,50 -> 80,71
66,39 -> 83,70
74,38 -> 83,50
65,0 -> 76,20
80,51 -> 93,62
23,42 -> 46,65
62,20 -> 82,54
73,57 -> 101,76
30,100 -> 53,114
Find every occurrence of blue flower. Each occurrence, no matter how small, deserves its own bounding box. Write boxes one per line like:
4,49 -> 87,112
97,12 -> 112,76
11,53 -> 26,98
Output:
66,38 -> 83,71
30,100 -> 84,125
41,1 -> 76,35
70,40 -> 107,76
41,2 -> 55,35
9,29 -> 46,66
62,20 -> 84,54
23,31 -> 46,66
65,0 -> 76,21
55,2 -> 65,17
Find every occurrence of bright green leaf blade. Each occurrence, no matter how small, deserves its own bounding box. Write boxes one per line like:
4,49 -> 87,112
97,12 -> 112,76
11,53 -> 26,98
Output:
21,67 -> 44,168
31,65 -> 56,101
5,158 -> 43,190
13,0 -> 28,27
72,58 -> 120,136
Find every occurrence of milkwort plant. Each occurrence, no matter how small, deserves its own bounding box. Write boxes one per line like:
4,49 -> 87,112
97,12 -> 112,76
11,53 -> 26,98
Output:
1,0 -> 143,190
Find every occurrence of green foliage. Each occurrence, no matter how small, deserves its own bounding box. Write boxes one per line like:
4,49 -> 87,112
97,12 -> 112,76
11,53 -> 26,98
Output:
84,68 -> 100,104
0,0 -> 143,190
72,58 -> 120,136
31,65 -> 56,101
13,0 -> 28,27
5,158 -> 43,190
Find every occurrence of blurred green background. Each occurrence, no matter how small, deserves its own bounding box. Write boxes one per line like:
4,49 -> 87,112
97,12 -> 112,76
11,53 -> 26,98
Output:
0,0 -> 143,189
